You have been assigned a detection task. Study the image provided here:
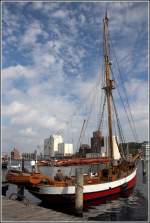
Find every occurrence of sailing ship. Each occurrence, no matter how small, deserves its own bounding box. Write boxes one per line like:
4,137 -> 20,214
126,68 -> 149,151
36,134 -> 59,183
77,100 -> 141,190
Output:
24,13 -> 140,203
6,12 -> 140,204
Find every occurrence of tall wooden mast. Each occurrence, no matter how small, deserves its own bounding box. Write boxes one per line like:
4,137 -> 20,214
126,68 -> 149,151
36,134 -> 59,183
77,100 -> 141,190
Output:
103,11 -> 115,158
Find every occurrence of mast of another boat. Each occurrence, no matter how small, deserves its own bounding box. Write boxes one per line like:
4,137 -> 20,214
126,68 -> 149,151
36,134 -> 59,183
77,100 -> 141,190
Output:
35,149 -> 38,173
9,151 -> 11,168
103,10 -> 115,159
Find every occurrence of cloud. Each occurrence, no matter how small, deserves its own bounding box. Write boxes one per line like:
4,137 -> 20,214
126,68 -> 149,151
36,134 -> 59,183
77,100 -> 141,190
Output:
32,2 -> 59,12
2,2 -> 148,153
2,101 -> 28,116
20,128 -> 36,137
11,109 -> 39,125
52,9 -> 67,18
32,2 -> 44,10
22,21 -> 43,45
2,65 -> 35,80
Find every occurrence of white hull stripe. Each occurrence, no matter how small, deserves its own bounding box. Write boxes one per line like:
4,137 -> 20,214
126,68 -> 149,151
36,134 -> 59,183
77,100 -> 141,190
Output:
34,169 -> 137,195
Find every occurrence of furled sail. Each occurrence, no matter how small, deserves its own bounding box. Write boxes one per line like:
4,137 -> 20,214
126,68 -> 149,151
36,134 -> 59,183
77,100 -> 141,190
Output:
112,136 -> 121,160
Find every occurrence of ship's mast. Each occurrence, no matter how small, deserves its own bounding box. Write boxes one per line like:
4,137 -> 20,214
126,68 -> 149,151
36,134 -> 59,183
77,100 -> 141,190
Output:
103,11 -> 115,158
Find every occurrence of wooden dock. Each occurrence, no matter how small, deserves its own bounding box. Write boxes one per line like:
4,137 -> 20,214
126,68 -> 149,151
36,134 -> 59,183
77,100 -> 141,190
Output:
2,196 -> 83,221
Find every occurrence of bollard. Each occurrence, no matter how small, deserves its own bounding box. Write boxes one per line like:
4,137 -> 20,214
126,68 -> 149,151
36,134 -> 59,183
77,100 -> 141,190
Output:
75,168 -> 83,216
142,159 -> 146,176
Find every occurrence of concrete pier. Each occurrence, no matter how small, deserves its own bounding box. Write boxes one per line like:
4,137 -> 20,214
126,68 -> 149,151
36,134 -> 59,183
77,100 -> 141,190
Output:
2,196 -> 83,221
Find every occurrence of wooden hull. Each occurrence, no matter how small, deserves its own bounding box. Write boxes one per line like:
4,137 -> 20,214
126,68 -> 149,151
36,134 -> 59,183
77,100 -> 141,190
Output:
27,168 -> 136,203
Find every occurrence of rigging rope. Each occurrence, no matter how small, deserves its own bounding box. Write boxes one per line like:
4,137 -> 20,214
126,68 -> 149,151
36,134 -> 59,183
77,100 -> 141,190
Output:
79,85 -> 99,147
69,83 -> 100,176
109,36 -> 139,142
111,94 -> 126,158
110,66 -> 138,142
98,94 -> 107,131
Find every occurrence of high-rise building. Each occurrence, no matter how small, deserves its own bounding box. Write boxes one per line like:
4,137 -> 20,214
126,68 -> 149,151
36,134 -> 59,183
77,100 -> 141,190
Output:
44,138 -> 50,159
44,135 -> 63,158
58,143 -> 73,156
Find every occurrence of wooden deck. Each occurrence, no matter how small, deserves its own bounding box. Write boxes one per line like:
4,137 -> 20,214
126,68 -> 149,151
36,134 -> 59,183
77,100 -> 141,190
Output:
2,196 -> 83,221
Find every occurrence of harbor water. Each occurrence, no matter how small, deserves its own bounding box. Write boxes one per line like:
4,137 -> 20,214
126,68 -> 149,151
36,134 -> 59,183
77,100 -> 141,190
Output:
2,160 -> 148,221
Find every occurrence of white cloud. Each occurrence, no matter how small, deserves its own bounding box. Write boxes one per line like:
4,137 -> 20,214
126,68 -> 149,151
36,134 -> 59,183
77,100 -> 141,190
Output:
114,78 -> 148,141
32,2 -> 44,10
2,6 -> 20,34
20,128 -> 36,137
40,54 -> 56,68
2,101 -> 28,116
79,14 -> 86,24
32,2 -> 59,13
52,10 -> 67,18
11,109 -> 39,125
2,64 -> 35,80
2,2 -> 148,153
22,21 -> 48,46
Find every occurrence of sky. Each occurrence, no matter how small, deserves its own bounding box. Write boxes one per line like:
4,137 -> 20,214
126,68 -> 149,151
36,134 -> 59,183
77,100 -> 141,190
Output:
2,1 -> 149,154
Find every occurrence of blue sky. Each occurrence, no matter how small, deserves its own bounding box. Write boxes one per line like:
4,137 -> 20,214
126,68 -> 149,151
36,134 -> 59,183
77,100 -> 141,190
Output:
2,1 -> 148,154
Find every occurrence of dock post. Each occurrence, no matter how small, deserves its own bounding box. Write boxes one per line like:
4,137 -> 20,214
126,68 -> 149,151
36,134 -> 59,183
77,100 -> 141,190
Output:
35,150 -> 38,173
22,158 -> 25,171
75,168 -> 83,216
2,182 -> 9,196
142,159 -> 146,176
17,185 -> 24,201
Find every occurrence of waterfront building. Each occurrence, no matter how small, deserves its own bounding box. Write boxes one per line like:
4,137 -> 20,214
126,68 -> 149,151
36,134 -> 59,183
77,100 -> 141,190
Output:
44,134 -> 63,158
22,152 -> 36,160
44,138 -> 50,158
11,147 -> 21,160
79,144 -> 91,157
91,130 -> 104,153
58,143 -> 73,156
86,152 -> 101,158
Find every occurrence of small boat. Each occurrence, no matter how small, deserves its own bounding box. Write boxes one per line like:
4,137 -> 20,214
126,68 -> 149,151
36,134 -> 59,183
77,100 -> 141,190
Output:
6,169 -> 31,184
54,157 -> 110,166
37,160 -> 49,166
2,156 -> 8,169
9,164 -> 21,170
6,169 -> 53,185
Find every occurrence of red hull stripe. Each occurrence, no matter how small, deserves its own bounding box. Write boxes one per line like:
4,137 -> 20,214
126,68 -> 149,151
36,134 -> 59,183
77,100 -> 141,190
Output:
84,176 -> 136,200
